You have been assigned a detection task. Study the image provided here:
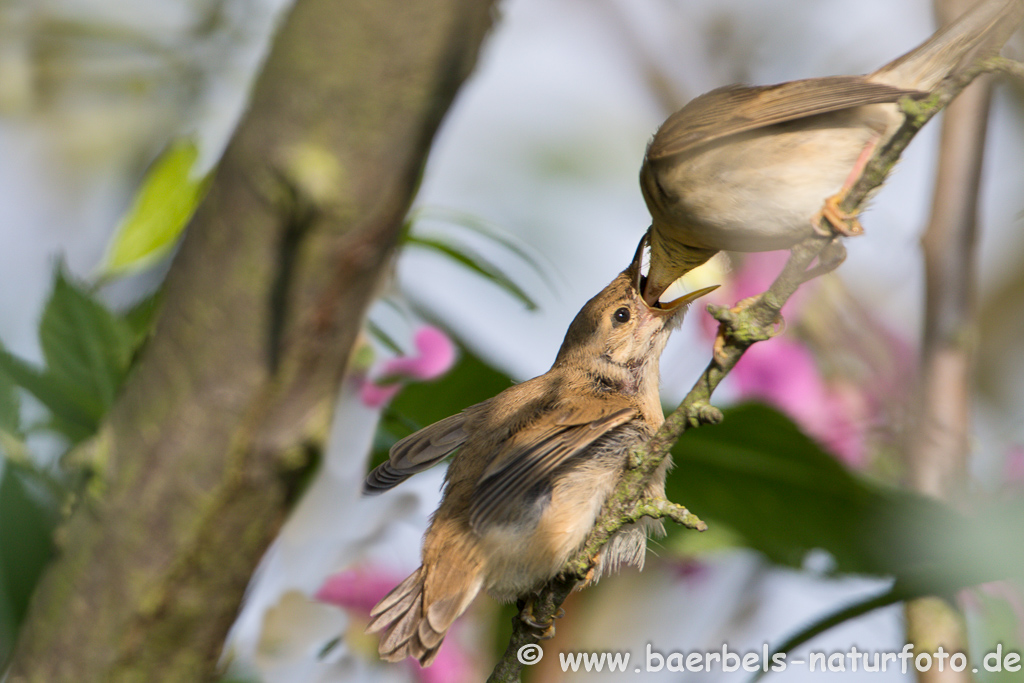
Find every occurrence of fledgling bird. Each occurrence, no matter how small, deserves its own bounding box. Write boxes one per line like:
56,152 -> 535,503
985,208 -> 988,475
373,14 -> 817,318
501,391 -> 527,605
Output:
362,244 -> 716,666
640,0 -> 1024,305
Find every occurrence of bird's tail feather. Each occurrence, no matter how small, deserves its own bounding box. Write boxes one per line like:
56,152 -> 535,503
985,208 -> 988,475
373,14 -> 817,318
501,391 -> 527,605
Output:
877,0 -> 1024,90
367,564 -> 481,666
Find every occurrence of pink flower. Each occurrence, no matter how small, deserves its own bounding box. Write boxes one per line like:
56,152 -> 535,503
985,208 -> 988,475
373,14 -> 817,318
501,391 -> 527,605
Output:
316,568 -> 476,683
412,645 -> 474,683
359,382 -> 404,408
360,326 -> 457,408
732,339 -> 869,468
315,569 -> 406,614
381,327 -> 457,380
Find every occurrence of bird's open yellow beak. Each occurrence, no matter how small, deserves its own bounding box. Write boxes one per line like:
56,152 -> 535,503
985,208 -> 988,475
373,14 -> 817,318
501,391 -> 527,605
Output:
651,284 -> 719,313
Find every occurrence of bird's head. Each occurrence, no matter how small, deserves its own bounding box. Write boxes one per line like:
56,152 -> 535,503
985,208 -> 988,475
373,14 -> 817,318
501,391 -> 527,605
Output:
554,236 -> 717,377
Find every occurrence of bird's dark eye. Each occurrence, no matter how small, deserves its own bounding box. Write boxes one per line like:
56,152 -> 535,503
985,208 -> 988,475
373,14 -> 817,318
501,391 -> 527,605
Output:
613,307 -> 631,324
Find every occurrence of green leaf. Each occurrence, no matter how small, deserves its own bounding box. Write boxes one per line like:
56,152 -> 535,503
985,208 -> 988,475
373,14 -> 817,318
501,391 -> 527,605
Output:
0,270 -> 140,443
0,356 -> 19,438
365,319 -> 405,356
0,347 -> 97,443
102,139 -> 208,275
39,270 -> 136,416
405,235 -> 539,311
904,496 -> 1024,592
666,402 -> 962,576
409,206 -> 559,291
0,358 -> 28,463
0,464 -> 58,665
0,565 -> 18,670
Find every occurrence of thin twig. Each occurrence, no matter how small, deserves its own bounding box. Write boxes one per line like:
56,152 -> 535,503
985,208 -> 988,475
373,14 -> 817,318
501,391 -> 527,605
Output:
485,56 -> 1019,683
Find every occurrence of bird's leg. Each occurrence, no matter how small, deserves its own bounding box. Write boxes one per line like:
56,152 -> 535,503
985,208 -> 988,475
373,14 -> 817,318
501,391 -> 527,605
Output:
812,133 -> 881,237
518,596 -> 561,640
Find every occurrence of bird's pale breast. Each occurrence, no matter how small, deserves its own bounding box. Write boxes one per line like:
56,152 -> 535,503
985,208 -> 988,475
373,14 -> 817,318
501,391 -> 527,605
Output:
650,104 -> 900,251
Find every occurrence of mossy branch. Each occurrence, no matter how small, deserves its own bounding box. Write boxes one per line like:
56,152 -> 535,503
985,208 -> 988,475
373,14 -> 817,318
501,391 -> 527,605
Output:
486,56 -> 1023,683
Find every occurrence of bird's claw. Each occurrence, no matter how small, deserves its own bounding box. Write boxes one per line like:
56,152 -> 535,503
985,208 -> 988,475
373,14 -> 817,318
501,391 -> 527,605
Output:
520,599 -> 557,640
694,402 -> 723,426
582,555 -> 599,586
713,328 -> 729,365
814,193 -> 863,237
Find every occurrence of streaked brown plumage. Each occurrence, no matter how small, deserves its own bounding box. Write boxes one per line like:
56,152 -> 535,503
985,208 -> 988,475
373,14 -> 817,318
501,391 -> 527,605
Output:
641,0 -> 1024,305
363,245 -> 716,666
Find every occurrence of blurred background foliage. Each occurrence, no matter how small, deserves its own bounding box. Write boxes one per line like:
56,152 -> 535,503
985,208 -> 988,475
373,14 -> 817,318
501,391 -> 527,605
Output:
1,0 -> 1023,681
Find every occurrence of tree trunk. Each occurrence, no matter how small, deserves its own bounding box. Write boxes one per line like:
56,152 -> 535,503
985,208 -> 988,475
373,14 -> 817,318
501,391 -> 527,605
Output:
7,0 -> 495,680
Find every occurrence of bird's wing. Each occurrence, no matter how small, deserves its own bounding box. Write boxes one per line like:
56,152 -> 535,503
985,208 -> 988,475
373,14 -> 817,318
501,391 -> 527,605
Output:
468,400 -> 636,532
646,77 -> 923,161
363,408 -> 480,494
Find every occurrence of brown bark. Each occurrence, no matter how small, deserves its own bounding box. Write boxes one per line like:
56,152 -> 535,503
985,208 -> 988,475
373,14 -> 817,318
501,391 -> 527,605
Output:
7,0 -> 495,680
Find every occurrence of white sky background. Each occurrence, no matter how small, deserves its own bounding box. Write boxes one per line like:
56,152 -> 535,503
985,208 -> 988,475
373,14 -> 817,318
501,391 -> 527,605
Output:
1,0 -> 1023,680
